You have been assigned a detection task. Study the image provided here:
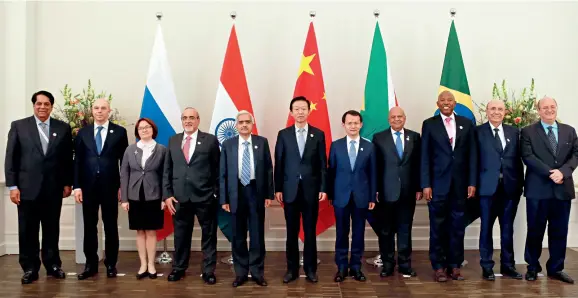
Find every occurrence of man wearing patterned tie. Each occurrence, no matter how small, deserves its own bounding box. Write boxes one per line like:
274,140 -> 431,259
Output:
220,110 -> 273,287
5,91 -> 73,284
327,110 -> 376,282
74,98 -> 129,280
521,97 -> 578,284
163,107 -> 220,283
420,90 -> 477,282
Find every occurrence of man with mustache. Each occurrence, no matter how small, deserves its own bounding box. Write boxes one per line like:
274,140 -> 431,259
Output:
521,97 -> 577,284
420,90 -> 477,282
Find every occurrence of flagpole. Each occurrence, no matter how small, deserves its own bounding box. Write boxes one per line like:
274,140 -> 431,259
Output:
151,11 -> 173,265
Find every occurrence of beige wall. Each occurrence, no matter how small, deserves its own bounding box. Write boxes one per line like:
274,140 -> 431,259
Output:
1,1 -> 578,254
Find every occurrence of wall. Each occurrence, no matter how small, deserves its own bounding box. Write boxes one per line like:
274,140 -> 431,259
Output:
1,1 -> 578,253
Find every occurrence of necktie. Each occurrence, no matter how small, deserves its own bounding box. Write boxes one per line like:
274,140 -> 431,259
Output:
95,126 -> 104,155
39,122 -> 49,154
444,117 -> 454,147
394,131 -> 403,158
494,128 -> 503,153
183,136 -> 191,163
349,140 -> 357,171
241,141 -> 251,186
297,128 -> 305,157
547,126 -> 557,154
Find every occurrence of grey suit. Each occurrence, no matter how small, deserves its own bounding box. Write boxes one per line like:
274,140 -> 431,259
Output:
120,143 -> 167,203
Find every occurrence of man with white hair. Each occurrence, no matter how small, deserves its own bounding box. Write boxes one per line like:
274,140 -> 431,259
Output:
521,96 -> 578,283
220,110 -> 273,287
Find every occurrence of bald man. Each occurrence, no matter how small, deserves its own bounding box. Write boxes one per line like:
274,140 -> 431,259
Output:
371,107 -> 421,277
421,91 -> 477,282
521,97 -> 578,283
476,100 -> 524,281
74,98 -> 129,280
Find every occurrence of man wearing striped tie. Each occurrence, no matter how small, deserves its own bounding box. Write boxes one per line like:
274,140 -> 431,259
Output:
220,110 -> 274,288
521,96 -> 578,284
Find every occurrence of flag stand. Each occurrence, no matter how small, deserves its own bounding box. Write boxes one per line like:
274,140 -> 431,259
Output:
156,239 -> 172,264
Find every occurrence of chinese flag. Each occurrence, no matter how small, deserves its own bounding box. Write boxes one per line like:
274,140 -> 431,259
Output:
286,21 -> 334,240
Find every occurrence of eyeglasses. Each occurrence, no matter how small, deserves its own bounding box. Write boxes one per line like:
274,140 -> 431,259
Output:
181,116 -> 198,121
138,125 -> 152,131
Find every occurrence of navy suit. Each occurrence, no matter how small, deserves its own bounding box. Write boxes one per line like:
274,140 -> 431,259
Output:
74,122 -> 128,267
421,114 -> 477,270
521,121 -> 578,274
220,135 -> 273,278
328,137 -> 376,272
476,122 -> 523,270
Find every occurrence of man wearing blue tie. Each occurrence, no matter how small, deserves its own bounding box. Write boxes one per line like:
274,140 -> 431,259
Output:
327,110 -> 376,282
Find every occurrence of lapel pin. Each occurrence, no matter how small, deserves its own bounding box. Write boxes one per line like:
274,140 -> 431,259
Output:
254,145 -> 258,149
134,150 -> 138,155
110,130 -> 114,134
507,139 -> 511,142
406,136 -> 410,141
52,133 -> 57,136
197,141 -> 201,145
459,126 -> 463,130
310,134 -> 314,138
360,147 -> 364,151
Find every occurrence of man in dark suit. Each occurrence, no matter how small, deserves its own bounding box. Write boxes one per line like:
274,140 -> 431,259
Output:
476,99 -> 524,281
74,98 -> 129,280
274,96 -> 327,283
220,110 -> 273,287
521,97 -> 577,284
328,110 -> 376,283
5,91 -> 72,284
372,106 -> 421,278
421,90 -> 477,282
163,107 -> 220,283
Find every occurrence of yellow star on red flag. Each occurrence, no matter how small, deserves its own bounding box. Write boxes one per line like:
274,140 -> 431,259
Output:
297,54 -> 316,77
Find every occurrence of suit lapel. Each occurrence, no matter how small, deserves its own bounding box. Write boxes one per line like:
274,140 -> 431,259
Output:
86,124 -> 98,154
302,127 -> 315,160
556,123 -> 568,159
401,132 -> 413,162
353,138 -> 368,171
188,132 -> 205,164
252,136 -> 260,171
502,125 -> 513,154
134,146 -> 144,170
535,123 -> 556,157
172,133 -> 187,164
286,127 -> 302,161
100,123 -> 114,155
454,116 -> 466,147
432,116 -> 453,152
384,130 -> 401,162
45,120 -> 58,155
231,136 -> 239,178
28,117 -> 45,156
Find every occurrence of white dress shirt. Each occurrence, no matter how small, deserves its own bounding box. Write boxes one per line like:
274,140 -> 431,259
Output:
490,123 -> 506,149
295,123 -> 309,144
238,135 -> 255,180
346,135 -> 360,154
391,128 -> 405,151
137,139 -> 156,168
94,120 -> 110,143
440,113 -> 456,150
181,130 -> 198,161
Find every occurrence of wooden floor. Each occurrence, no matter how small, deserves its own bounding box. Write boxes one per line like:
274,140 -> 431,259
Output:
1,250 -> 578,298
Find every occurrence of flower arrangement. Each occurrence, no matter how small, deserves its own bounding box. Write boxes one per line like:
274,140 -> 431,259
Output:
53,80 -> 127,138
474,79 -> 540,128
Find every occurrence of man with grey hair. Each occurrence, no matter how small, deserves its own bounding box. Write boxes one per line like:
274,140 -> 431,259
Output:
220,110 -> 273,287
163,107 -> 221,283
521,96 -> 578,283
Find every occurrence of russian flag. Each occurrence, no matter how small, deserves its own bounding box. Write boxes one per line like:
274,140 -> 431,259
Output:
139,23 -> 181,241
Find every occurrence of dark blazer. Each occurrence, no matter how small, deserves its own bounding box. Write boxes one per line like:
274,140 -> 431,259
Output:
476,122 -> 524,197
5,116 -> 73,200
274,125 -> 327,203
327,137 -> 376,208
120,143 -> 167,202
420,114 -> 478,197
163,131 -> 220,203
372,128 -> 421,202
74,122 -> 128,196
521,121 -> 578,200
219,135 -> 274,213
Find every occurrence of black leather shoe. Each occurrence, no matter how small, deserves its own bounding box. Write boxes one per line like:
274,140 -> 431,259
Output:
350,270 -> 367,282
77,267 -> 98,280
305,272 -> 318,283
482,268 -> 495,281
136,271 -> 149,280
148,272 -> 158,279
398,267 -> 417,277
548,271 -> 575,284
251,276 -> 268,286
167,270 -> 185,282
232,276 -> 248,287
334,270 -> 347,282
21,271 -> 39,285
47,266 -> 66,279
283,271 -> 298,283
202,273 -> 217,285
501,266 -> 522,280
380,268 -> 394,277
525,270 -> 537,281
106,266 -> 117,278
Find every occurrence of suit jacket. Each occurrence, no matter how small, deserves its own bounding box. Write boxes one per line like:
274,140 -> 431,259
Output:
163,131 -> 220,203
327,137 -> 376,208
4,116 -> 73,200
476,122 -> 524,197
274,125 -> 327,203
521,121 -> 578,200
420,114 -> 478,198
219,135 -> 274,213
372,128 -> 421,202
120,143 -> 167,202
74,122 -> 128,196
